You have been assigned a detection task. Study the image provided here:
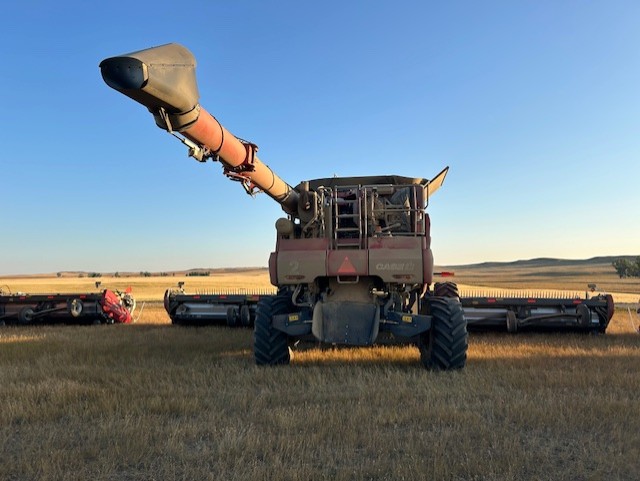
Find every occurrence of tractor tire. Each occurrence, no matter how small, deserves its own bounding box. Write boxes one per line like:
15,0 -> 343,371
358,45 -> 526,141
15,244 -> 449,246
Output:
434,281 -> 460,299
18,307 -> 35,325
420,297 -> 467,370
254,294 -> 291,366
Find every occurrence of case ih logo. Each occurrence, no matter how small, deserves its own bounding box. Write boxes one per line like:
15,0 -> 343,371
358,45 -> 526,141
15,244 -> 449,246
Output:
375,262 -> 415,271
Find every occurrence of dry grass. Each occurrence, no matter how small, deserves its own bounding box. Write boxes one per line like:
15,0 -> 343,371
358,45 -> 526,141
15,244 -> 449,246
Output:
0,269 -> 273,302
450,261 -> 640,305
1,267 -> 639,480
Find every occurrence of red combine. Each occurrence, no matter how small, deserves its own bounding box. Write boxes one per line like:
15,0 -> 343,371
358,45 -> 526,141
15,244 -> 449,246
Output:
100,43 -> 466,369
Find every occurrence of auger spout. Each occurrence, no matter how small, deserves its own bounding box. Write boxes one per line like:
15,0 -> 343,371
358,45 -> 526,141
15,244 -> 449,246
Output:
99,43 -> 299,214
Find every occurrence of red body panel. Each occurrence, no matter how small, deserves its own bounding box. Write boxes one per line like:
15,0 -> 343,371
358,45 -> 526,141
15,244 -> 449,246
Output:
101,289 -> 132,324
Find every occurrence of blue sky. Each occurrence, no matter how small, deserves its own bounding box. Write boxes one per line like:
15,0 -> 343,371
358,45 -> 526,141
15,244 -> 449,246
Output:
1,1 -> 638,275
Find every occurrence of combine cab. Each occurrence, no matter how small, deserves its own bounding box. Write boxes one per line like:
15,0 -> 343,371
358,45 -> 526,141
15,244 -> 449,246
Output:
0,286 -> 136,325
164,283 -> 275,326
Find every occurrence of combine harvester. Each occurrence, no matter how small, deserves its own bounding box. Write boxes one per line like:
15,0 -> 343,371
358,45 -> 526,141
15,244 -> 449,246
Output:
101,44 -> 613,368
100,43 -> 467,369
0,284 -> 136,325
164,282 -> 274,326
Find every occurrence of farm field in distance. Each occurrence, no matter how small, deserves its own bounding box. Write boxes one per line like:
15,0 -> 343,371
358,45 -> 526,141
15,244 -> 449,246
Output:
1,258 -> 638,480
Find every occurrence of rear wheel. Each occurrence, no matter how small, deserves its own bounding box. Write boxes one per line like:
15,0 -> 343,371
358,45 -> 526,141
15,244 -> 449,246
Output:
420,297 -> 467,370
254,293 -> 291,366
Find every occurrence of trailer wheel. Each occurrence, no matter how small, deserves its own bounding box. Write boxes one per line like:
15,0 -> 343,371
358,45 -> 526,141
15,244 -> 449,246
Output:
420,297 -> 467,370
576,304 -> 592,329
240,305 -> 251,327
226,307 -> 238,327
163,290 -> 171,315
69,299 -> 83,318
506,310 -> 518,333
173,304 -> 188,325
593,295 -> 614,333
434,282 -> 459,299
18,307 -> 34,325
254,294 -> 290,366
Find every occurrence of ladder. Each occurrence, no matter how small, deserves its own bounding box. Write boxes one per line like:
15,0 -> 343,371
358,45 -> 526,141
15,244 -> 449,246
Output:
333,188 -> 367,249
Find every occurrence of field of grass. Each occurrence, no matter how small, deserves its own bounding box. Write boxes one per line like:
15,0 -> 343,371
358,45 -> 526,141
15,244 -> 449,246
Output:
1,265 -> 639,480
449,259 -> 640,305
0,269 -> 274,303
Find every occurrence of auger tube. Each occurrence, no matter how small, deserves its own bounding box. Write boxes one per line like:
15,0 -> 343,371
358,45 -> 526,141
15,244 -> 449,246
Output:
99,43 -> 298,214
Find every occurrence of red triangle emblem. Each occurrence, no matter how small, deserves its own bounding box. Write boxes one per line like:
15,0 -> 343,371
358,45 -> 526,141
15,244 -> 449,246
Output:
337,256 -> 357,274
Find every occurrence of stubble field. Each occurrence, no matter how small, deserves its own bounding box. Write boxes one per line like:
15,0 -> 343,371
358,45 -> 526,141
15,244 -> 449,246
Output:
0,265 -> 638,480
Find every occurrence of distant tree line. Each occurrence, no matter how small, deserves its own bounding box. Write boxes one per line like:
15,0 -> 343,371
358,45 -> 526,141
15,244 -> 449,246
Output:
186,271 -> 210,277
612,257 -> 640,278
67,271 -> 177,278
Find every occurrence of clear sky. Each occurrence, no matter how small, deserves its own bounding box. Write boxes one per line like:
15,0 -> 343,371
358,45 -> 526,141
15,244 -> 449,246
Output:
1,1 -> 638,275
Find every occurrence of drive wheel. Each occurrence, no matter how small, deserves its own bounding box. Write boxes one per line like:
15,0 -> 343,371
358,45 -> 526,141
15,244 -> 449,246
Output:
420,297 -> 467,370
254,293 -> 291,366
434,281 -> 460,299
